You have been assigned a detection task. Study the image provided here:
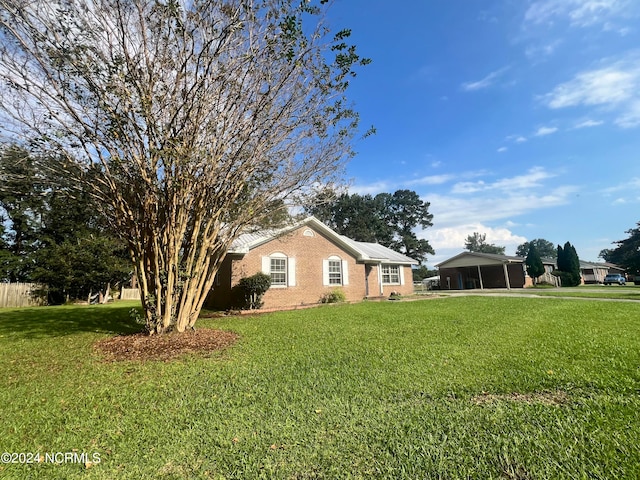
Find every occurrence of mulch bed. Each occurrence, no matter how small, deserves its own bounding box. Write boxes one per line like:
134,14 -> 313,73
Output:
94,329 -> 240,362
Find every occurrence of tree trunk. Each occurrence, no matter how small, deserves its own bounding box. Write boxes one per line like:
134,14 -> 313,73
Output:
135,225 -> 226,334
100,282 -> 111,304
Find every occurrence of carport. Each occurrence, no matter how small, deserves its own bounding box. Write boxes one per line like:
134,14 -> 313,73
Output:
436,252 -> 527,290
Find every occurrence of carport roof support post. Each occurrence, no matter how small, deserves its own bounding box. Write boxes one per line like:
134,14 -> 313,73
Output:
503,262 -> 511,290
477,265 -> 484,289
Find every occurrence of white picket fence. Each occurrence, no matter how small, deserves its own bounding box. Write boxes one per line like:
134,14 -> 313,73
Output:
0,283 -> 46,308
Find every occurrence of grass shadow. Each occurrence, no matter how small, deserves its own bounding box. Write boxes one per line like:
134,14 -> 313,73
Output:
0,301 -> 144,339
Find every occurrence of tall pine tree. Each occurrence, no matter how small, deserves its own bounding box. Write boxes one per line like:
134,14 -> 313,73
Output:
556,242 -> 581,287
525,244 -> 545,285
308,189 -> 434,264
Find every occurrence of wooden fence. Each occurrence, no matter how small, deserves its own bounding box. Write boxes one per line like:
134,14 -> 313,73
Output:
120,288 -> 141,301
0,283 -> 46,308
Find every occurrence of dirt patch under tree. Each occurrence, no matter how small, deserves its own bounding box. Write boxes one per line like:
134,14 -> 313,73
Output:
95,329 -> 240,362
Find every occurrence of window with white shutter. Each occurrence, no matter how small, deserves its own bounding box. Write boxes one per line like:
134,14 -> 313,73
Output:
323,256 -> 348,286
261,253 -> 294,287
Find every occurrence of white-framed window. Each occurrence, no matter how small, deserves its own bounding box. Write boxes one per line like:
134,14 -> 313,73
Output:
262,253 -> 296,287
270,257 -> 287,286
328,259 -> 342,285
381,264 -> 402,285
323,256 -> 349,286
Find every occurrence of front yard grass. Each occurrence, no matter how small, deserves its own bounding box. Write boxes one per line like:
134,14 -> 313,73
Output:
524,285 -> 640,300
1,297 -> 639,479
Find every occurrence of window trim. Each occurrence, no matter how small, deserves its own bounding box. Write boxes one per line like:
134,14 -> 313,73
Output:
328,259 -> 343,285
323,255 -> 349,286
262,253 -> 296,288
270,256 -> 287,287
381,264 -> 402,285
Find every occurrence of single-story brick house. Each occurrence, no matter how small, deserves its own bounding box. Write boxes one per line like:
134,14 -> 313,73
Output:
205,216 -> 417,310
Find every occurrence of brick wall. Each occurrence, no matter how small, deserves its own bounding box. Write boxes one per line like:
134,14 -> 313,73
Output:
205,224 -> 415,309
366,264 -> 415,298
232,225 -> 366,309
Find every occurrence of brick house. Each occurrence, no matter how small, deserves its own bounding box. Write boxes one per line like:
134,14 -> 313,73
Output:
205,216 -> 417,310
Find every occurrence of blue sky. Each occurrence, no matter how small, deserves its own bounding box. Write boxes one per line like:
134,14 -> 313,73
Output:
326,0 -> 640,267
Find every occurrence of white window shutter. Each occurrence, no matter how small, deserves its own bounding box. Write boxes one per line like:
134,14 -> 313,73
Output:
261,256 -> 270,274
322,259 -> 330,286
288,258 -> 296,286
399,266 -> 405,285
342,260 -> 349,286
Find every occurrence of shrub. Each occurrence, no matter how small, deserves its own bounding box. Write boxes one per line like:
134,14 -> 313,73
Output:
553,270 -> 581,287
231,273 -> 271,310
319,288 -> 346,304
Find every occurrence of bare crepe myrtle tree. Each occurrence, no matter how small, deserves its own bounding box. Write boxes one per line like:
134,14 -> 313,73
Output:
0,0 -> 370,333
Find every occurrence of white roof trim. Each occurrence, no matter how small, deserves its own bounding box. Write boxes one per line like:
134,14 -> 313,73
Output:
229,216 -> 418,265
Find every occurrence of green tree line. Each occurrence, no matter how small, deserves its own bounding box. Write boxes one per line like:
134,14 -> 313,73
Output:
0,146 -> 130,304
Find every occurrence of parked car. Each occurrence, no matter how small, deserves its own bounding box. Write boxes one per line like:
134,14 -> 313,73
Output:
603,274 -> 626,285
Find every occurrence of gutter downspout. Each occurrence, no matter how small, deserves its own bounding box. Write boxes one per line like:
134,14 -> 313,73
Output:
378,262 -> 384,296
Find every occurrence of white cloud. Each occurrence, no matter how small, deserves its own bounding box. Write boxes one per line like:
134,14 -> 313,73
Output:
525,0 -> 632,28
433,190 -> 577,228
534,126 -> 559,136
573,119 -> 604,128
544,65 -> 639,109
353,168 -> 580,266
525,40 -> 562,60
461,67 -> 509,92
615,99 -> 640,127
600,177 -> 640,194
497,147 -> 508,153
504,134 -> 526,143
542,55 -> 640,127
422,223 -> 528,264
406,174 -> 454,186
349,181 -> 391,195
451,167 -> 555,194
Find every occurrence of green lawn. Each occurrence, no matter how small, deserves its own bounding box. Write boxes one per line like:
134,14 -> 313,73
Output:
519,285 -> 640,301
421,283 -> 640,301
1,297 -> 639,479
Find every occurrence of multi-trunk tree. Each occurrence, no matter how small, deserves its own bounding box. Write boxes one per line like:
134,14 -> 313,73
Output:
0,0 -> 369,333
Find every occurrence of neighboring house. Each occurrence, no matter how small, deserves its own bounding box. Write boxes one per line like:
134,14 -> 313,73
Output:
437,252 -> 627,289
580,261 -> 625,284
436,252 -> 559,290
205,216 -> 417,310
580,261 -> 609,284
